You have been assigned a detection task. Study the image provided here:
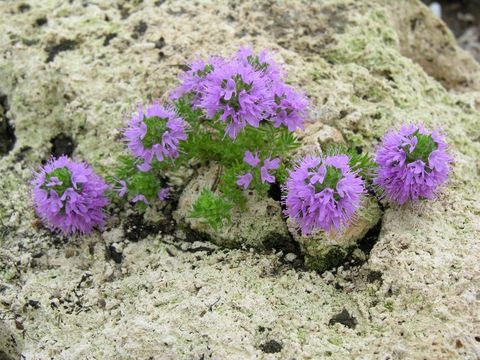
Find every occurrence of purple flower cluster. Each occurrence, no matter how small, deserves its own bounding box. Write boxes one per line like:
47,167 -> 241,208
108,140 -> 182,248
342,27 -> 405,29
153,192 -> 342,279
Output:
124,102 -> 187,171
171,57 -> 224,106
284,155 -> 364,235
32,156 -> 109,235
172,47 -> 308,138
374,124 -> 451,204
237,151 -> 280,189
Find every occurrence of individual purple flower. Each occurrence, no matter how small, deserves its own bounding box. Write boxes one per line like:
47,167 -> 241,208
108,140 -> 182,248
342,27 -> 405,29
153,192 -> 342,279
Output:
244,150 -> 260,167
31,156 -> 109,235
237,173 -> 253,189
158,187 -> 170,201
260,157 -> 280,184
124,102 -> 188,171
200,60 -> 273,139
374,124 -> 452,204
270,83 -> 308,132
116,180 -> 127,198
283,155 -> 365,235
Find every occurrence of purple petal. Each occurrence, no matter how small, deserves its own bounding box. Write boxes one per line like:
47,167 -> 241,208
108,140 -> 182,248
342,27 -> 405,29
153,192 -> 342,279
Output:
244,151 -> 260,167
237,173 -> 253,189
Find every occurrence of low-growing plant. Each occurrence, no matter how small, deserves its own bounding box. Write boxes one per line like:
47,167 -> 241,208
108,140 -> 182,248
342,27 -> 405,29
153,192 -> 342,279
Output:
110,47 -> 308,229
29,47 -> 453,237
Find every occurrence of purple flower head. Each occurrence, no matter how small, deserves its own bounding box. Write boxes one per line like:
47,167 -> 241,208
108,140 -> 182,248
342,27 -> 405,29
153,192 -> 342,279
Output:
374,124 -> 452,204
200,60 -> 273,139
31,156 -> 109,235
236,46 -> 283,83
124,102 -> 188,171
283,155 -> 365,235
270,83 -> 308,132
170,57 -> 225,106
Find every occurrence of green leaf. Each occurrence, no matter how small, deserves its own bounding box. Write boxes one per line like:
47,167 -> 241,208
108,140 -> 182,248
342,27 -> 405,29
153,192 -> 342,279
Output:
189,189 -> 233,230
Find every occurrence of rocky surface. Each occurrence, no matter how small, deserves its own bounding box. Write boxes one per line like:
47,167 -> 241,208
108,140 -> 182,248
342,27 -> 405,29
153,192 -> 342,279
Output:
0,0 -> 479,359
291,197 -> 383,272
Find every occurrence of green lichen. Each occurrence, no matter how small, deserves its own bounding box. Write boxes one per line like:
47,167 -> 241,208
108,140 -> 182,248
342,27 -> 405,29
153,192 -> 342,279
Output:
305,246 -> 349,273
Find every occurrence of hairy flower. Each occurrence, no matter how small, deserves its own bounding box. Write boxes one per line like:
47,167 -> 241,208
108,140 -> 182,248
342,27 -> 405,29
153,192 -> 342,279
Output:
374,124 -> 451,204
31,156 -> 109,235
124,102 -> 187,171
200,60 -> 273,138
270,83 -> 308,131
284,155 -> 365,235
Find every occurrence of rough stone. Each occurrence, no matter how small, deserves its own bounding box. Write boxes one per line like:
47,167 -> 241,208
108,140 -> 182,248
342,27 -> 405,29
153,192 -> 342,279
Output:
290,197 -> 382,272
0,0 -> 479,358
174,164 -> 291,250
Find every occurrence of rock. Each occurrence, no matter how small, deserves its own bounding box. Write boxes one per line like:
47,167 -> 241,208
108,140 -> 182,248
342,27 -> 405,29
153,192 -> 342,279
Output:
294,121 -> 345,157
0,321 -> 22,360
174,164 -> 291,250
1,0 -> 480,358
290,197 -> 382,272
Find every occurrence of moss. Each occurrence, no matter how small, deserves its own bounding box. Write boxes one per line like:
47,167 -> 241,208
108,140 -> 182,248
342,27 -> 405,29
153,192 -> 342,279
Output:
384,300 -> 394,312
305,246 -> 349,272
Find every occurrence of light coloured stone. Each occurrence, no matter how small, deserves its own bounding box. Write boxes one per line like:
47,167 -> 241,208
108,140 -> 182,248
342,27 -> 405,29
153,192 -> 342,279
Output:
0,0 -> 479,358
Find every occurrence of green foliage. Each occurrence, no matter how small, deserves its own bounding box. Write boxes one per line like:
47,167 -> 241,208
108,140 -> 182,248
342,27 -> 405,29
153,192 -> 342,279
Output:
325,144 -> 377,182
218,164 -> 247,208
173,96 -> 300,228
189,189 -> 233,230
406,131 -> 437,164
108,155 -> 165,212
347,149 -> 377,182
43,167 -> 73,196
175,96 -> 299,167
